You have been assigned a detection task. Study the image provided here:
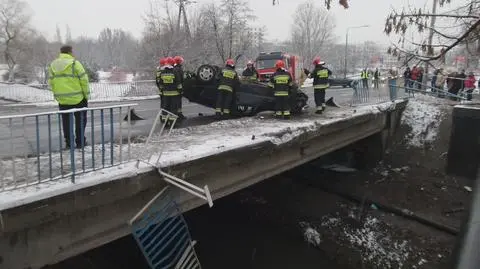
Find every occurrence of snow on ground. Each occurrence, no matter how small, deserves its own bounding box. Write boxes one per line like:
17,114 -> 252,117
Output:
0,101 -> 401,209
301,213 -> 427,269
0,81 -> 158,104
401,95 -> 448,148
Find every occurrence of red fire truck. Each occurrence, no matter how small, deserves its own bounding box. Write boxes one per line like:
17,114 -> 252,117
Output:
255,52 -> 304,84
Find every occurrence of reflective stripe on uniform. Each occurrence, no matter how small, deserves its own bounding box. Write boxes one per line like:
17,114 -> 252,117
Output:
268,82 -> 274,88
222,69 -> 236,79
314,84 -> 329,89
218,85 -> 233,91
274,91 -> 288,96
317,69 -> 329,78
274,74 -> 290,84
283,110 -> 291,116
275,111 -> 282,115
163,91 -> 180,96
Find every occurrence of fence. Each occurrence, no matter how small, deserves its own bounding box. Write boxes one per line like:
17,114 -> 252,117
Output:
349,78 -> 407,106
0,103 -> 138,191
0,80 -> 159,103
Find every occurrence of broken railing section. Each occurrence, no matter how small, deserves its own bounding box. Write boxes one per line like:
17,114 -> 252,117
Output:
129,187 -> 203,269
136,108 -> 214,208
0,103 -> 138,192
350,79 -> 398,106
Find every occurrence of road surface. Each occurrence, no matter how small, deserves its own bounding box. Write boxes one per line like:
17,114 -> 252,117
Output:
0,87 -> 355,159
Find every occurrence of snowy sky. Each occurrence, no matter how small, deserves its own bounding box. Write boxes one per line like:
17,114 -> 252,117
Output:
26,0 -> 456,45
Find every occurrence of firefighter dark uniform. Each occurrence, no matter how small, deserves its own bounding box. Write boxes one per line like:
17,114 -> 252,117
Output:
311,59 -> 332,114
242,61 -> 258,81
361,69 -> 369,89
216,59 -> 239,119
268,60 -> 293,119
155,58 -> 166,110
173,56 -> 185,119
159,57 -> 181,123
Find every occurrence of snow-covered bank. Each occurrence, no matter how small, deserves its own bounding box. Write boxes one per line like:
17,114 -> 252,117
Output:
0,81 -> 158,104
401,95 -> 451,148
0,100 -> 403,210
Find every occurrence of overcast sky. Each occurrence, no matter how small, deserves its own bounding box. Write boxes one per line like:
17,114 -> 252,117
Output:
27,0 -> 437,45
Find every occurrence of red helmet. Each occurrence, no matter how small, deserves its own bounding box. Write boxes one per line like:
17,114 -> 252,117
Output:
313,57 -> 321,66
165,57 -> 175,66
275,60 -> 285,69
174,56 -> 184,65
159,58 -> 167,66
226,59 -> 235,67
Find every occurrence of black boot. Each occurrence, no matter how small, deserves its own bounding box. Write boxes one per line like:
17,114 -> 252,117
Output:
315,110 -> 323,115
215,112 -> 222,120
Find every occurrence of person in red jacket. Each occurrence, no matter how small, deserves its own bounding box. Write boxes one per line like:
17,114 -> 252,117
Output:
410,66 -> 419,89
463,72 -> 476,101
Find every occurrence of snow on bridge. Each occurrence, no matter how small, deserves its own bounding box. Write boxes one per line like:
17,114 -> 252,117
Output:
0,101 -> 400,210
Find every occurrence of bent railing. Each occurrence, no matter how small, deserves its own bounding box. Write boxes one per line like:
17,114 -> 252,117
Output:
0,103 -> 138,191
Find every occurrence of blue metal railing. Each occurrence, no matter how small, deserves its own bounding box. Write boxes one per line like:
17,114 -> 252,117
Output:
0,103 -> 138,191
350,78 -> 398,106
129,187 -> 202,269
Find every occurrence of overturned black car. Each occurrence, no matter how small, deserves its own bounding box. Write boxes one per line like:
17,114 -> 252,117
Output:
182,64 -> 309,116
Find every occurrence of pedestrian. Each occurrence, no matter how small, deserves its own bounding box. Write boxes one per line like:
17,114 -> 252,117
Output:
48,45 -> 90,149
431,69 -> 438,92
158,57 -> 182,125
173,56 -> 186,120
403,66 -> 411,91
388,67 -> 398,101
360,68 -> 369,89
216,59 -> 239,119
155,57 -> 167,110
373,68 -> 380,89
269,60 -> 293,119
463,72 -> 476,101
242,60 -> 259,81
416,67 -> 423,90
435,68 -> 446,97
310,57 -> 332,114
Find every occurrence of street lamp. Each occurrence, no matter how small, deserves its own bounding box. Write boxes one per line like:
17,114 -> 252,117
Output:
344,25 -> 370,78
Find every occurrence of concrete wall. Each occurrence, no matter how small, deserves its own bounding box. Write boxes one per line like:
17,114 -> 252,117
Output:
0,100 -> 408,269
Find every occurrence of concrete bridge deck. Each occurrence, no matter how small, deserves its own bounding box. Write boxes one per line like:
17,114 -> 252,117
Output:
0,99 -> 408,269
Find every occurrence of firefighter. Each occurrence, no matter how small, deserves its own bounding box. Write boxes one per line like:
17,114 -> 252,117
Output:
216,59 -> 239,119
159,57 -> 181,125
155,57 -> 167,110
242,60 -> 259,81
311,57 -> 332,114
268,60 -> 293,119
173,56 -> 185,120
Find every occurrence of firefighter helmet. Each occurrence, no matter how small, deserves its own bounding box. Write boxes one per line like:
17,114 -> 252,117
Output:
313,57 -> 321,66
159,58 -> 167,66
247,60 -> 253,66
275,60 -> 285,69
226,59 -> 235,67
174,56 -> 184,65
165,57 -> 175,67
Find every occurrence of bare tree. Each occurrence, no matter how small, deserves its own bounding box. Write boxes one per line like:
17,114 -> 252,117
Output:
55,24 -> 62,44
0,0 -> 32,82
385,0 -> 480,64
221,0 -> 255,59
290,0 -> 335,66
65,24 -> 72,44
273,0 -> 349,9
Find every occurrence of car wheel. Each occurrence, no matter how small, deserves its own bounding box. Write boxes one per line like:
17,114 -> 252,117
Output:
197,64 -> 216,83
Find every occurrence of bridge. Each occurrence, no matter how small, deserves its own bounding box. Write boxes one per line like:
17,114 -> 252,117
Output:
0,81 -> 408,269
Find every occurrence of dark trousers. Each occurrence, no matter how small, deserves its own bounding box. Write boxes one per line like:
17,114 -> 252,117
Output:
274,95 -> 290,116
215,90 -> 233,115
362,79 -> 368,89
465,88 -> 474,101
314,88 -> 326,111
373,79 -> 379,89
162,95 -> 181,121
59,99 -> 88,147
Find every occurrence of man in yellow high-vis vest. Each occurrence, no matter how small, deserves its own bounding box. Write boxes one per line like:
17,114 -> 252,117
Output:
48,45 -> 90,149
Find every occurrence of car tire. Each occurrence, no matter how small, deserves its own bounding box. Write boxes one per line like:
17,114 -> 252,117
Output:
197,64 -> 217,83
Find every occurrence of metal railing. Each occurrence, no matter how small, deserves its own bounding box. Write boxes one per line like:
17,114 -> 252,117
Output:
129,187 -> 203,269
0,103 -> 138,191
350,79 -> 403,106
0,80 -> 159,103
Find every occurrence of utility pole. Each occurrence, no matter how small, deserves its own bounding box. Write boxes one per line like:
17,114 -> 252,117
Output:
423,0 -> 439,89
344,25 -> 370,78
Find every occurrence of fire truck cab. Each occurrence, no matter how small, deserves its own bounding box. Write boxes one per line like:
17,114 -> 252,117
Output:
255,52 -> 303,85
